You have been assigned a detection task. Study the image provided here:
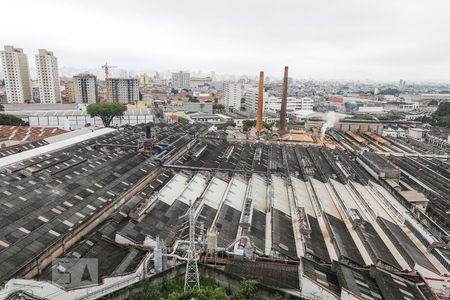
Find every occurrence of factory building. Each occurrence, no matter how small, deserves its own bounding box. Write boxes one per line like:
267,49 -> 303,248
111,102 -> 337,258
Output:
0,122 -> 448,299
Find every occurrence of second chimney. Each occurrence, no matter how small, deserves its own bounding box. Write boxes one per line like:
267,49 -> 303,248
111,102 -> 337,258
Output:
279,66 -> 289,132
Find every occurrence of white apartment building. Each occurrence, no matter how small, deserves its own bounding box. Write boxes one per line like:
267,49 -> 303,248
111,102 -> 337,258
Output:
107,78 -> 139,104
172,71 -> 190,89
0,45 -> 32,103
35,49 -> 61,103
266,96 -> 314,114
223,82 -> 249,110
74,73 -> 98,104
244,87 -> 269,114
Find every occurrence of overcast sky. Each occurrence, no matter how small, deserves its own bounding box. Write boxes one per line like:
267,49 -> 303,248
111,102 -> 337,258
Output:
1,0 -> 450,81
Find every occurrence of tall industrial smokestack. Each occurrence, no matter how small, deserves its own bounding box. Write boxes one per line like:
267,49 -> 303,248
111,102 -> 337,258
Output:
256,71 -> 264,132
279,66 -> 288,133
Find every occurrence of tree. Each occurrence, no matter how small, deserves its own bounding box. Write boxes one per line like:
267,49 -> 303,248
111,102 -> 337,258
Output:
213,104 -> 225,113
187,95 -> 199,103
262,121 -> 272,130
178,116 -> 189,124
415,102 -> 450,128
0,104 -> 4,111
232,280 -> 258,300
379,88 -> 400,96
216,120 -> 236,129
86,102 -> 127,127
242,120 -> 256,132
428,99 -> 439,106
0,114 -> 28,126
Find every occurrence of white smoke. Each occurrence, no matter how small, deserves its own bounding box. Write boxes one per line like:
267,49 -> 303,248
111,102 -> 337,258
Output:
320,111 -> 337,140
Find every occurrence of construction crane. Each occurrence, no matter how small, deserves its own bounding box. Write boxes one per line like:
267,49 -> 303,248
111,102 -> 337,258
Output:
101,62 -> 117,102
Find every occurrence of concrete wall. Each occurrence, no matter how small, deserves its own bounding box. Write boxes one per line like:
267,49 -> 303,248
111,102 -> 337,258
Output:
26,114 -> 154,129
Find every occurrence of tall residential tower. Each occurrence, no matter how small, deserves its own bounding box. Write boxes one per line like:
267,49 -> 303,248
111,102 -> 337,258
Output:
74,73 -> 98,104
35,49 -> 61,103
0,45 -> 32,103
107,78 -> 139,104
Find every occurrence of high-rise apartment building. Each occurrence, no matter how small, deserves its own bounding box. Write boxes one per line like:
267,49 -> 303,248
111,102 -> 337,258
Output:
0,45 -> 32,103
74,73 -> 98,104
63,80 -> 75,103
223,82 -> 249,110
35,49 -> 61,103
107,78 -> 139,104
172,71 -> 190,90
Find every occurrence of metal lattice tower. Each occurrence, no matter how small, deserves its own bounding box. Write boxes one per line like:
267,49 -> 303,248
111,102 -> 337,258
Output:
184,200 -> 200,291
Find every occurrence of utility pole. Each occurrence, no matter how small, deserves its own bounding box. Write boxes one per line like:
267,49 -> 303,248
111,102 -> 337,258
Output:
184,200 -> 200,291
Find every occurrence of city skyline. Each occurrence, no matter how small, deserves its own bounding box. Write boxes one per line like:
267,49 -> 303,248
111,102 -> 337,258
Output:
1,0 -> 450,81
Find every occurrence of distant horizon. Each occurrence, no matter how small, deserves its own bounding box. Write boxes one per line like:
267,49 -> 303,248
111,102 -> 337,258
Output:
1,60 -> 449,85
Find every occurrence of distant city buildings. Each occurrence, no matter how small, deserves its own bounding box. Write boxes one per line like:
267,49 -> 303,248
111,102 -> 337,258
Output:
35,49 -> 61,103
74,73 -> 98,104
107,78 -> 139,104
0,45 -> 32,103
139,73 -> 151,86
172,71 -> 190,90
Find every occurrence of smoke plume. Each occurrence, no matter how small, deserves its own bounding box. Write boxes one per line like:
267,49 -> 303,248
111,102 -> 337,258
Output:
321,111 -> 337,139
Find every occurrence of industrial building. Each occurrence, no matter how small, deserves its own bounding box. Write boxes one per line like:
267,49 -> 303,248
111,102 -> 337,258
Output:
0,67 -> 449,299
0,119 -> 448,299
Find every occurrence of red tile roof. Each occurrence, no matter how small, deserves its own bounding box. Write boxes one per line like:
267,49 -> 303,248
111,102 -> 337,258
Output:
328,97 -> 344,103
0,126 -> 67,142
